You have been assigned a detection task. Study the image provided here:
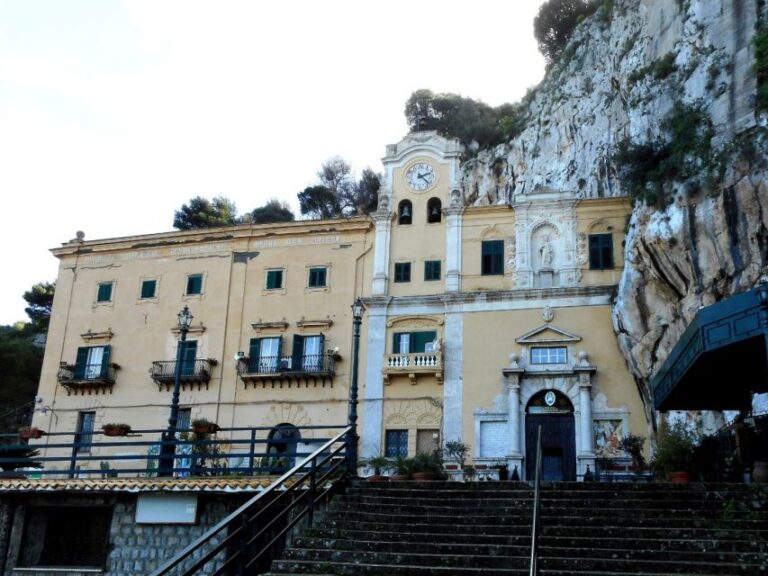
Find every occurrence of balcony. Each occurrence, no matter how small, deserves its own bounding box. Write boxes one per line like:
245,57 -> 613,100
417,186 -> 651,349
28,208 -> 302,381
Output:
150,359 -> 217,391
57,362 -> 118,395
382,351 -> 443,385
236,353 -> 336,388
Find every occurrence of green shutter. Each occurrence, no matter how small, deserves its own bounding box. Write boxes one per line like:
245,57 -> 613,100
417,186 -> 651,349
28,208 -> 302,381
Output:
74,347 -> 89,379
292,335 -> 304,370
97,282 -> 113,302
141,279 -> 156,299
181,340 -> 197,375
100,346 -> 111,378
249,338 -> 261,372
412,331 -> 437,353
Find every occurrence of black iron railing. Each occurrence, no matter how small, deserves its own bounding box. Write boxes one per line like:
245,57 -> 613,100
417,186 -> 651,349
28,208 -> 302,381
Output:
150,426 -> 351,576
529,425 -> 543,576
0,424 -> 349,479
236,354 -> 335,377
150,359 -> 217,385
57,362 -> 118,387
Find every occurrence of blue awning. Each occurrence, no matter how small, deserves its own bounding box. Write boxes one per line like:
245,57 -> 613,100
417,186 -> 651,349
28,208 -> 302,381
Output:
651,283 -> 768,411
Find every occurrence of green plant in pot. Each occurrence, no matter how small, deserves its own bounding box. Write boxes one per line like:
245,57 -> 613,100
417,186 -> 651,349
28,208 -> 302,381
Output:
0,446 -> 42,473
391,455 -> 414,480
363,455 -> 391,481
619,434 -> 646,471
654,422 -> 696,483
412,451 -> 444,481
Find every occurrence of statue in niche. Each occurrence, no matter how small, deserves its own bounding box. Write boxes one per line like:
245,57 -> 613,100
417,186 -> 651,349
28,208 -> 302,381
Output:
539,236 -> 554,267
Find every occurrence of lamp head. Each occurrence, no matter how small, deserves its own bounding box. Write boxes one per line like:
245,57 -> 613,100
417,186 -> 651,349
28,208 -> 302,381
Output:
178,305 -> 194,329
351,298 -> 365,320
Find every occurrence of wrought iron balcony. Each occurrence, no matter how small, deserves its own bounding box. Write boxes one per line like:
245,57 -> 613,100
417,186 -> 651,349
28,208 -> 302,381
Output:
150,359 -> 217,391
383,350 -> 443,385
57,362 -> 118,395
236,353 -> 335,387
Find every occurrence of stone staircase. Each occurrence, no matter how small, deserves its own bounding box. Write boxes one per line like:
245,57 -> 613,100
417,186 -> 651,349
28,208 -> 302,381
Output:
265,481 -> 768,575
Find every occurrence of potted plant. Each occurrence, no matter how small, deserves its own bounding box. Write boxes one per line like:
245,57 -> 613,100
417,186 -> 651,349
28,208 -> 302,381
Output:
619,434 -> 646,471
363,455 -> 391,482
102,423 -> 132,437
390,455 -> 413,481
18,426 -> 45,440
411,451 -> 443,481
463,465 -> 477,482
192,418 -> 220,436
654,422 -> 696,483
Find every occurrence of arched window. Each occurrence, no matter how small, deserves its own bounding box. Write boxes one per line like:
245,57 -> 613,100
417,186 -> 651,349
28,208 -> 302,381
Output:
427,198 -> 442,223
266,423 -> 301,472
398,200 -> 412,225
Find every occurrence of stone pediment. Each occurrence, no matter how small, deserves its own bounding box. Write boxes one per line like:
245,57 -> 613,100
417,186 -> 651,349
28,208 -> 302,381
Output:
515,324 -> 581,344
383,131 -> 463,163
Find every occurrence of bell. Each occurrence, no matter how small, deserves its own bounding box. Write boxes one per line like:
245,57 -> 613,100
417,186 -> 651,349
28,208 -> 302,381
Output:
401,205 -> 411,219
430,206 -> 441,220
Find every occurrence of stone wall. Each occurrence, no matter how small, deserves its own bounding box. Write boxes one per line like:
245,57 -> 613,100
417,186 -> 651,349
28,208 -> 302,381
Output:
0,493 -> 248,576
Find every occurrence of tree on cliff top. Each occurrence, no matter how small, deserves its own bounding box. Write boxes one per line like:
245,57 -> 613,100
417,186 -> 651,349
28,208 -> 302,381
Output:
298,157 -> 380,219
534,0 -> 597,65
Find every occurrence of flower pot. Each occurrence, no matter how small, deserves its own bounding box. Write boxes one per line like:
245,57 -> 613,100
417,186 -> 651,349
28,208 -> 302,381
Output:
389,473 -> 409,481
193,423 -> 220,435
366,474 -> 389,482
668,471 -> 690,484
411,471 -> 436,481
103,425 -> 131,437
18,427 -> 44,440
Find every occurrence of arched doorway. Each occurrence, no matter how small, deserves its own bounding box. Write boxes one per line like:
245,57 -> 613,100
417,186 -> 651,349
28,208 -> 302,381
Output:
266,423 -> 301,471
525,390 -> 576,481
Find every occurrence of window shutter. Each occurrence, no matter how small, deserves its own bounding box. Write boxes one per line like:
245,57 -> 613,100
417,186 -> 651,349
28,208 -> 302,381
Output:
292,335 -> 304,370
249,338 -> 261,372
181,340 -> 197,375
74,347 -> 89,379
100,346 -> 111,378
412,331 -> 437,353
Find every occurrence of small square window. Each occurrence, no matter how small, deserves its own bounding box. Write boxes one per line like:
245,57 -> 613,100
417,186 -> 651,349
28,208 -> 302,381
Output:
308,267 -> 327,288
140,279 -> 157,299
424,260 -> 441,281
266,269 -> 284,290
481,240 -> 504,275
531,346 -> 567,364
589,233 -> 614,270
186,274 -> 203,295
394,262 -> 411,283
96,282 -> 113,303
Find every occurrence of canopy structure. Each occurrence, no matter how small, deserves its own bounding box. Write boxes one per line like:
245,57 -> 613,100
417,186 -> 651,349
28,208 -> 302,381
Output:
652,283 -> 768,411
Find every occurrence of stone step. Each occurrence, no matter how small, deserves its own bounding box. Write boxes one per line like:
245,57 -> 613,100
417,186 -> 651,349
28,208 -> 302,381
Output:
304,526 -> 768,551
291,536 -> 768,563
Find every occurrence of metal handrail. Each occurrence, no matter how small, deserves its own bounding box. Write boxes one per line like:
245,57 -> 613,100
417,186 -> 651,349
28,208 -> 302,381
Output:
529,425 -> 543,576
0,424 -> 348,479
150,425 -> 352,576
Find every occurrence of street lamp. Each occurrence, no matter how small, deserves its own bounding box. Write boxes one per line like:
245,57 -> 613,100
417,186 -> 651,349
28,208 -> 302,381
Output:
159,305 -> 194,476
347,297 -> 365,475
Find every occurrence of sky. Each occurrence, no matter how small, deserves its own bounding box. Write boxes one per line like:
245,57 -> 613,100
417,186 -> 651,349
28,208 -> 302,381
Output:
0,0 -> 547,326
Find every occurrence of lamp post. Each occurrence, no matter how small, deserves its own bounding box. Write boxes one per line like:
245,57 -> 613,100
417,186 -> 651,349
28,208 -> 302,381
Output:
347,297 -> 365,475
158,305 -> 194,477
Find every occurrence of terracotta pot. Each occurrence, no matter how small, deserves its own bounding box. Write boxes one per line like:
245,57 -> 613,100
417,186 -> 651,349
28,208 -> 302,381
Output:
18,427 -> 44,440
103,426 -> 130,437
668,471 -> 690,484
389,474 -> 409,481
411,472 -> 436,481
366,475 -> 389,482
753,460 -> 768,483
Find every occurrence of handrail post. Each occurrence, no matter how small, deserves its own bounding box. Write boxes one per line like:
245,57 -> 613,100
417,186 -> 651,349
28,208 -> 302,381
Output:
308,456 -> 317,527
529,424 -> 543,576
68,435 -> 79,479
248,428 -> 257,475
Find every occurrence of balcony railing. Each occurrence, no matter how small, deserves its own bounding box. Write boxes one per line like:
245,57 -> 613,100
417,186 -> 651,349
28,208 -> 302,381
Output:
0,424 -> 350,480
383,351 -> 443,384
236,353 -> 335,386
150,359 -> 217,390
57,362 -> 118,395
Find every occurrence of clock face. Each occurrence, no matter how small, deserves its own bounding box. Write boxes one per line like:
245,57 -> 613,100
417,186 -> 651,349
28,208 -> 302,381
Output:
405,162 -> 436,191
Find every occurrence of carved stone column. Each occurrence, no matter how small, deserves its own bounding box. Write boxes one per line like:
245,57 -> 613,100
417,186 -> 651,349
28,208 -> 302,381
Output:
502,353 -> 524,476
444,193 -> 464,293
371,206 -> 392,296
574,350 -> 596,479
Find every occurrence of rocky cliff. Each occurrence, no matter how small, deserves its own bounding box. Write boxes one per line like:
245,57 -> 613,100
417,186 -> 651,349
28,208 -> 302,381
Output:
461,0 -> 767,422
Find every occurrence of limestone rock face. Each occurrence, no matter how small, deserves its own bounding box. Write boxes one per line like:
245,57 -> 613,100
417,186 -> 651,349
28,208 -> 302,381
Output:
460,0 -> 766,418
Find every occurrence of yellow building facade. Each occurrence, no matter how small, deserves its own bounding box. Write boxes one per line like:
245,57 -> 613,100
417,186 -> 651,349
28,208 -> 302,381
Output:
32,132 -> 643,480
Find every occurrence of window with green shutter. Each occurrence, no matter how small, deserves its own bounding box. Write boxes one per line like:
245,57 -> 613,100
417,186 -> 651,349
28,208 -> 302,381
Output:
266,269 -> 284,290
588,234 -> 614,270
180,340 -> 197,375
140,279 -> 157,299
96,282 -> 113,302
186,274 -> 203,295
394,262 -> 411,283
481,240 -> 504,275
73,345 -> 111,380
308,267 -> 327,288
424,260 -> 441,281
393,331 -> 437,354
